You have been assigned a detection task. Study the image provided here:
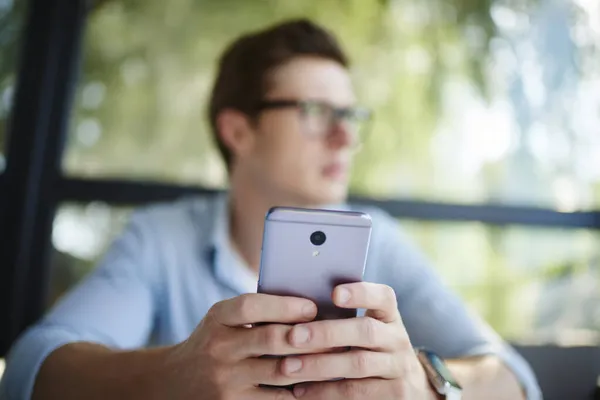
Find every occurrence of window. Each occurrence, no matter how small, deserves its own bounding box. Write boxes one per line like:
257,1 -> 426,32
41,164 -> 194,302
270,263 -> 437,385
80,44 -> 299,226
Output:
64,0 -> 600,210
49,202 -> 131,307
49,0 -> 600,345
49,201 -> 600,344
3,0 -> 599,364
351,0 -> 600,209
0,0 -> 27,172
3,3 -> 598,396
401,220 -> 600,343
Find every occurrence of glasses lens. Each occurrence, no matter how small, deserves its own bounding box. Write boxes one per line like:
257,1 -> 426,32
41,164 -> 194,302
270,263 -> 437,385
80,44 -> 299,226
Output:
343,108 -> 372,144
298,102 -> 372,144
300,102 -> 332,135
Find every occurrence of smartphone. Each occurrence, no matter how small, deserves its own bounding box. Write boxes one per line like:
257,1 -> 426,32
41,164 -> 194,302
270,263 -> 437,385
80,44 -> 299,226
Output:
257,206 -> 372,321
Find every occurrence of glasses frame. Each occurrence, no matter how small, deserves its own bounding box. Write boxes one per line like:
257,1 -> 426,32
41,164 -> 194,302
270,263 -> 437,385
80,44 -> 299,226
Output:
255,99 -> 373,144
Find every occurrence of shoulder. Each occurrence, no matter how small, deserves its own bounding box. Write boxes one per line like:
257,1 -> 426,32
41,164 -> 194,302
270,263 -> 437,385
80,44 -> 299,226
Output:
115,193 -> 223,260
129,194 -> 221,235
345,203 -> 406,244
344,202 -> 417,258
101,194 -> 223,281
132,194 -> 218,223
345,202 -> 433,283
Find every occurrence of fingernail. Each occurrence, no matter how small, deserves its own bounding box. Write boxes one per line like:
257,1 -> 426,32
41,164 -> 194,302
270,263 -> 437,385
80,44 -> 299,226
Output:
291,325 -> 310,345
302,303 -> 316,318
337,287 -> 351,304
293,385 -> 307,397
285,357 -> 303,373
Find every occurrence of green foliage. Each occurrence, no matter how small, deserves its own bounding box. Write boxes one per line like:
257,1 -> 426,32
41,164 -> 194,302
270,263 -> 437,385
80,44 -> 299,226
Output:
4,0 -> 599,341
57,0 -> 512,194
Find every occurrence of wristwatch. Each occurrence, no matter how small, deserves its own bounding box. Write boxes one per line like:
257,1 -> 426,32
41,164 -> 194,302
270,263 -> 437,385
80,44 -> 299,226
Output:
415,348 -> 462,400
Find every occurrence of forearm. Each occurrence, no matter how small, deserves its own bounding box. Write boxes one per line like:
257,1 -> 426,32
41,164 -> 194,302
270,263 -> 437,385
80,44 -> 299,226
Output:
32,342 -> 172,400
446,355 -> 525,400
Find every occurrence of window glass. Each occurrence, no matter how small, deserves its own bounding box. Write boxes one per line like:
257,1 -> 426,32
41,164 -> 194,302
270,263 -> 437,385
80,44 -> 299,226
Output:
401,220 -> 600,344
49,202 -> 131,306
63,0 -> 600,209
0,0 -> 27,172
50,202 -> 600,344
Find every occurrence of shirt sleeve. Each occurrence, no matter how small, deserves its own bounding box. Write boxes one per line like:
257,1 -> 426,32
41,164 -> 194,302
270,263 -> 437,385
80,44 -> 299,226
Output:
368,210 -> 542,400
0,210 -> 161,400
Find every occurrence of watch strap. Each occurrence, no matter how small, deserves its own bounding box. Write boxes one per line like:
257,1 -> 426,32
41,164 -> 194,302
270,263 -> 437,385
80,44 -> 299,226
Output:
415,348 -> 462,400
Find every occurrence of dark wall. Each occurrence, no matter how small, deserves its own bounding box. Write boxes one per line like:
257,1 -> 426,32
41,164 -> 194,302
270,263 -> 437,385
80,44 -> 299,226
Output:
514,345 -> 600,400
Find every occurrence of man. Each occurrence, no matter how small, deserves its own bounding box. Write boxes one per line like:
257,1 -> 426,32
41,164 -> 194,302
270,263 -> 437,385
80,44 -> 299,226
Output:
1,19 -> 541,399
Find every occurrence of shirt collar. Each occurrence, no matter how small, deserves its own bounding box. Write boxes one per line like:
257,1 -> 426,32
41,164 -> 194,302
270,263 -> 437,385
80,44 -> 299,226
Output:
209,193 -> 259,295
207,192 -> 351,295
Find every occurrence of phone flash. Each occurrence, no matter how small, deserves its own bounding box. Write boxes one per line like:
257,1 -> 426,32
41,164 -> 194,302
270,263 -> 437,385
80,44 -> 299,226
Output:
312,250 -> 320,257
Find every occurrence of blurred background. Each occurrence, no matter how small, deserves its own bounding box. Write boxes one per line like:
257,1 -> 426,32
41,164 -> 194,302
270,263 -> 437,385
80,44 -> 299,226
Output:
1,0 -> 600,394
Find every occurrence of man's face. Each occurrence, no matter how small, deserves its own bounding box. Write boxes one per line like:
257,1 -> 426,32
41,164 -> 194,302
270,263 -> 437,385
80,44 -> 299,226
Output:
240,56 -> 359,206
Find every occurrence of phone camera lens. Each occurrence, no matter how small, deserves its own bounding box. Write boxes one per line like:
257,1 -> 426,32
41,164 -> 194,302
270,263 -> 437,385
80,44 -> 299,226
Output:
310,231 -> 326,246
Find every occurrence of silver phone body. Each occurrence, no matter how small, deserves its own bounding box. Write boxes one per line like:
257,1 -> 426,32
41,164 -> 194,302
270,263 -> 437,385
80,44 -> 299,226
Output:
257,207 -> 372,321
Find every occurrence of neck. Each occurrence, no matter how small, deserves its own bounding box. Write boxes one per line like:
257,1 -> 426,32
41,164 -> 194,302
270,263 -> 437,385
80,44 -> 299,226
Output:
227,172 -> 319,273
227,186 -> 268,274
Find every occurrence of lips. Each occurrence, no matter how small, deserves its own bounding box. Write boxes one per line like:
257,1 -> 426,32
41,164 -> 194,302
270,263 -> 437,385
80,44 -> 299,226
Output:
322,162 -> 348,180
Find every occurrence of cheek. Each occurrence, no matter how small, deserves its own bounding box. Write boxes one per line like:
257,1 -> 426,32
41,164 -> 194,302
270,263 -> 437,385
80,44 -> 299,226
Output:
270,140 -> 317,178
257,116 -> 320,173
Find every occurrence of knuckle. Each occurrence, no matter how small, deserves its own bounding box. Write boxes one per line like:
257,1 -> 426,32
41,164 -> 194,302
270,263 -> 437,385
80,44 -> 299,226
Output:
312,322 -> 330,346
394,353 -> 415,378
307,354 -> 325,374
389,326 -> 410,351
261,325 -> 283,353
382,284 -> 397,303
207,301 -> 224,321
237,294 -> 258,321
272,388 -> 293,400
212,365 -> 232,388
397,336 -> 412,352
388,353 -> 402,378
270,359 -> 285,381
352,351 -> 371,375
340,380 -> 357,397
340,379 -> 370,398
222,392 -> 242,400
392,380 -> 409,399
361,317 -> 378,345
204,334 -> 226,359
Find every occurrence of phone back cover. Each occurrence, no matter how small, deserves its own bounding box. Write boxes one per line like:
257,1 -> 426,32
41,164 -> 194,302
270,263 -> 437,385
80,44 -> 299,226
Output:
258,207 -> 372,321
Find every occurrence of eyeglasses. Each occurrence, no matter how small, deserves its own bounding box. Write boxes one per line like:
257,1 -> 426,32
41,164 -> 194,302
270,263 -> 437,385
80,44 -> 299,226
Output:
256,100 -> 373,145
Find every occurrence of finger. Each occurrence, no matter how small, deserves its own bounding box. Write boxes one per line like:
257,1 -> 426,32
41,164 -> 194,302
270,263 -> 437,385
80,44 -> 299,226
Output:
293,378 -> 388,399
211,293 -> 317,326
250,386 -> 297,400
236,357 -> 306,387
288,317 -> 402,351
234,324 -> 325,358
281,350 -> 399,381
333,282 -> 400,323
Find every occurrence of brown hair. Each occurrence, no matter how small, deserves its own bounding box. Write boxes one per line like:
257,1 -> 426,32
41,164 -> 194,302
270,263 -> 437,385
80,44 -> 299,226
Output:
208,19 -> 349,170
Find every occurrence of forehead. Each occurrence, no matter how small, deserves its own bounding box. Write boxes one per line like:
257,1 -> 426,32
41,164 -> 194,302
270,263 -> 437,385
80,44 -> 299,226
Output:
265,56 -> 356,106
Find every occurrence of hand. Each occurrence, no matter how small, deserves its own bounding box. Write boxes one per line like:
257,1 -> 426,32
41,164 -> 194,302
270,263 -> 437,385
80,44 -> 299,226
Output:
162,293 -> 321,400
279,282 -> 438,399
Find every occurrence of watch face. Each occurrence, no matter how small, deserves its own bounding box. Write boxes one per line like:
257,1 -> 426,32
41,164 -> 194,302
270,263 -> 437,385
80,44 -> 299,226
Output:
418,349 -> 461,390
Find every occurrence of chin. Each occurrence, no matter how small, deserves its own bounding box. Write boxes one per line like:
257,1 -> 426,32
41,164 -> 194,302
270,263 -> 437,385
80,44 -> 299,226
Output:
282,177 -> 349,207
306,185 -> 348,207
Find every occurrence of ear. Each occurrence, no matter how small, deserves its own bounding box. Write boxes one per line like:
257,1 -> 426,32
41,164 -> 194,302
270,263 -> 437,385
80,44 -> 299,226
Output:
216,109 -> 255,160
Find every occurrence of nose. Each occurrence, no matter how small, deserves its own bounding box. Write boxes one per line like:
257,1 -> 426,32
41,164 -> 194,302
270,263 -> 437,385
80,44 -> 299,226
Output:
326,119 -> 355,150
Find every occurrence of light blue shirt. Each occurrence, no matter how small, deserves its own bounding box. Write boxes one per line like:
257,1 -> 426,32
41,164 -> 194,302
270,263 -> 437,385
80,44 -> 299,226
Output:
0,194 -> 542,399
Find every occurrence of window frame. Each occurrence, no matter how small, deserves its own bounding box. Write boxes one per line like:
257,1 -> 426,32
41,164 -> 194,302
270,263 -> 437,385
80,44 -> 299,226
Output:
1,0 -> 599,364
